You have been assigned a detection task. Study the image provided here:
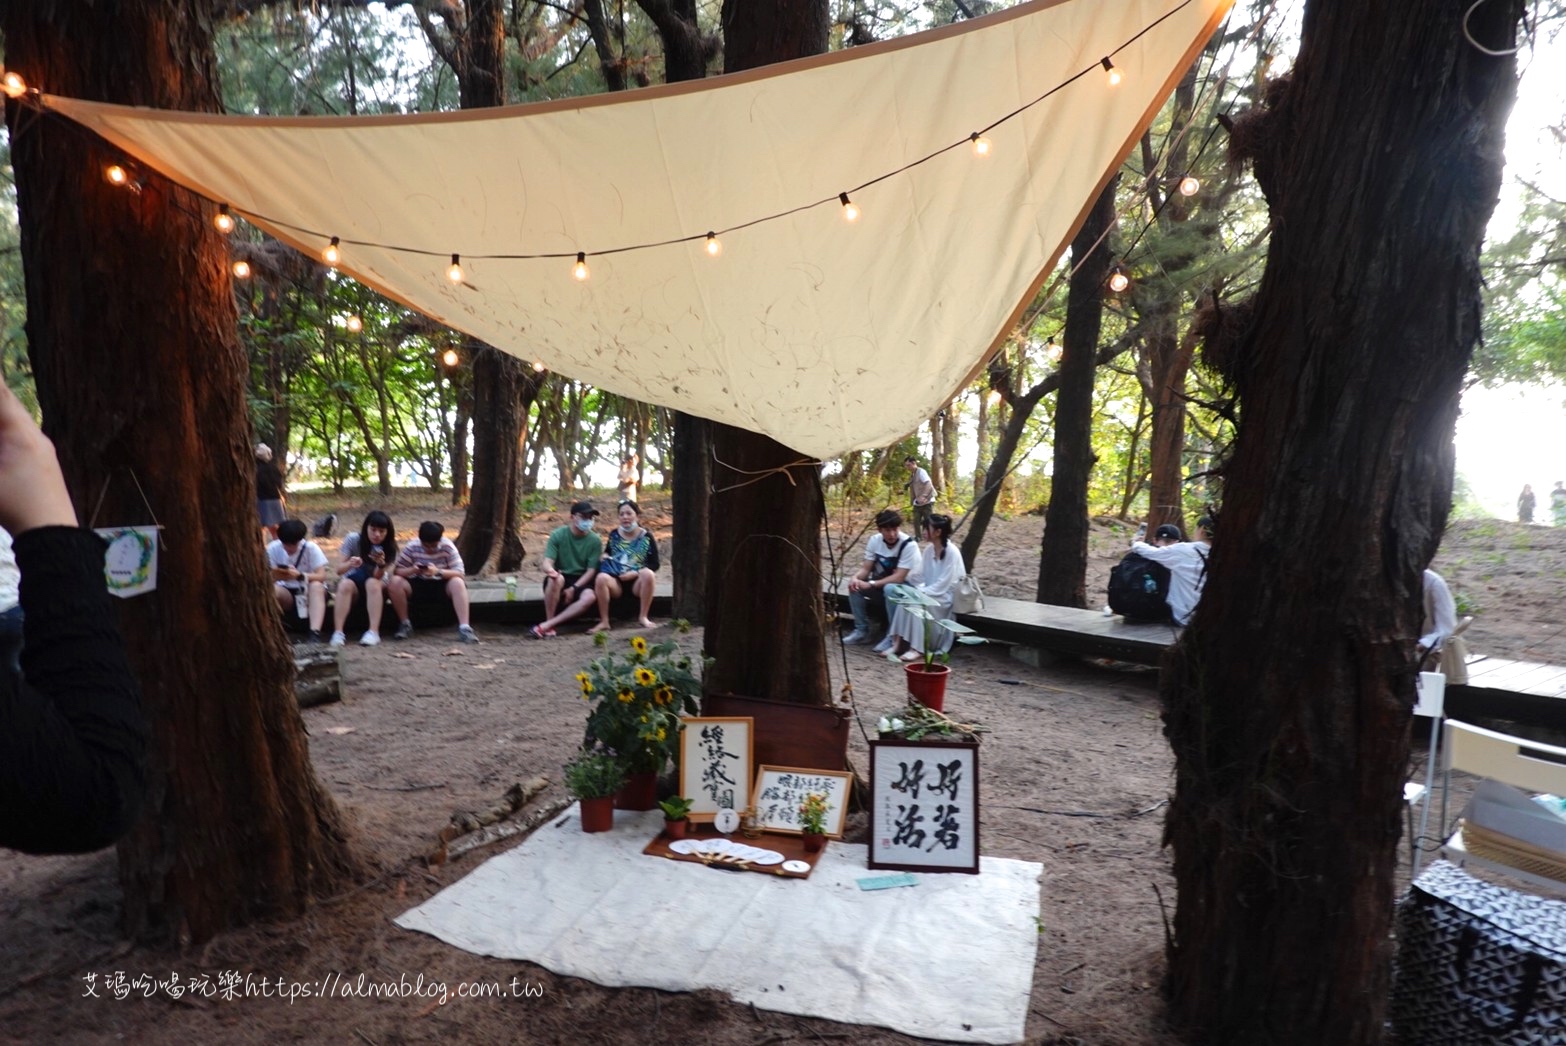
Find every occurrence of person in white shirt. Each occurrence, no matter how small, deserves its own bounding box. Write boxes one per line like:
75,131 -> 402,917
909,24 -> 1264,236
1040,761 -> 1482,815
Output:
266,518 -> 330,641
887,514 -> 966,661
1418,569 -> 1457,659
1129,516 -> 1213,626
845,508 -> 922,648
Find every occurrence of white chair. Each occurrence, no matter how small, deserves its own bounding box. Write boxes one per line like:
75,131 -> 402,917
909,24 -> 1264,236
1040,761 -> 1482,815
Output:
1436,719 -> 1566,892
1407,671 -> 1446,877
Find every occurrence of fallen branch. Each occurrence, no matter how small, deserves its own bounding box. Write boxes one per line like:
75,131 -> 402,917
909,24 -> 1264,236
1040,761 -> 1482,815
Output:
432,795 -> 572,865
445,776 -> 550,835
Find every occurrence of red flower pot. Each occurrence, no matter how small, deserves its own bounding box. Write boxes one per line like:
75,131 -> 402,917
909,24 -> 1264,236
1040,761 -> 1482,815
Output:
615,770 -> 659,811
802,832 -> 826,853
664,817 -> 690,841
904,662 -> 950,712
579,796 -> 615,833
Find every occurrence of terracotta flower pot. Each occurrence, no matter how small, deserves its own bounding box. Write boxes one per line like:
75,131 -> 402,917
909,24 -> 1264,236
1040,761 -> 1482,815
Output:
801,831 -> 826,853
579,795 -> 615,833
615,770 -> 659,811
904,662 -> 950,712
664,817 -> 690,841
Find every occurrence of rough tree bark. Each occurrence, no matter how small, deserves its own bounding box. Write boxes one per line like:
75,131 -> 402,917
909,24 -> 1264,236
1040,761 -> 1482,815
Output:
1037,178 -> 1116,607
2,0 -> 361,943
702,0 -> 831,704
1161,2 -> 1521,1041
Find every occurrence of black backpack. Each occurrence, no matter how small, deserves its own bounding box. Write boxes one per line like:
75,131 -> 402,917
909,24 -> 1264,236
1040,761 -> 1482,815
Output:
310,512 -> 337,538
1107,552 -> 1171,621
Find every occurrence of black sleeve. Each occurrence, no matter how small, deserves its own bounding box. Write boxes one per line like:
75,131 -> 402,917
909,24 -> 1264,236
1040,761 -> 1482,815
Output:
645,534 -> 660,573
0,527 -> 149,854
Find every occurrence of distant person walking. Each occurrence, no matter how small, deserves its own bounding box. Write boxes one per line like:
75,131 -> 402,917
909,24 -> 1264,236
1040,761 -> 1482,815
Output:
1552,481 -> 1566,527
1518,483 -> 1536,524
255,443 -> 285,541
904,456 -> 936,538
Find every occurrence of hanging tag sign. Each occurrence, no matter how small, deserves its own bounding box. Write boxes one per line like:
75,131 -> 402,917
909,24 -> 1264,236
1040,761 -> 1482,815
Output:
94,525 -> 159,598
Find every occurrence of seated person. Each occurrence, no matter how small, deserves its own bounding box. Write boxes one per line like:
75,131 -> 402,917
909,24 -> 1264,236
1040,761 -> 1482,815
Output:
845,508 -> 922,648
587,500 -> 659,633
1128,516 -> 1213,626
388,521 -> 479,644
267,518 -> 329,642
329,510 -> 399,648
531,501 -> 603,638
1418,568 -> 1458,669
887,514 -> 965,661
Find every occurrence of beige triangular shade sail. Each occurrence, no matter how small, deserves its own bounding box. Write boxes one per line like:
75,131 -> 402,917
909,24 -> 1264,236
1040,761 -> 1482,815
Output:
44,0 -> 1230,460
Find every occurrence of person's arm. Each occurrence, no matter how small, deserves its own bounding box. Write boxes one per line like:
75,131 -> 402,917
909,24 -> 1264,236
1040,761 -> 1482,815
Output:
644,534 -> 660,573
392,547 -> 420,579
437,542 -> 466,580
847,541 -> 877,591
336,534 -> 362,575
302,545 -> 330,583
1130,540 -> 1183,564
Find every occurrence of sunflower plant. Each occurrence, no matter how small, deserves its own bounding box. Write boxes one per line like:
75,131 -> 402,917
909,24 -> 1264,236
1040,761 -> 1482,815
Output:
577,635 -> 705,773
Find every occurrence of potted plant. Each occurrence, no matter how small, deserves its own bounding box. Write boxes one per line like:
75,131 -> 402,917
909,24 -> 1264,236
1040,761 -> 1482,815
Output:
576,634 -> 705,809
885,584 -> 975,712
798,791 -> 830,853
659,795 -> 694,840
564,747 -> 626,833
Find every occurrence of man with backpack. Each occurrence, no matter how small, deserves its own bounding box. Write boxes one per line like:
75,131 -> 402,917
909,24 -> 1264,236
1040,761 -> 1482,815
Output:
1117,517 -> 1213,626
844,508 -> 923,648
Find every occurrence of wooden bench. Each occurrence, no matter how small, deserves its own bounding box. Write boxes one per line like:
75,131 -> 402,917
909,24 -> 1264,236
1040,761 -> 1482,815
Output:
332,579 -> 675,631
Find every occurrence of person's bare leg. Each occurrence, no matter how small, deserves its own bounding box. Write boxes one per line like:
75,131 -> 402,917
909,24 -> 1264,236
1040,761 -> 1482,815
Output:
365,577 -> 385,633
587,575 -> 621,633
387,576 -> 412,628
540,588 -> 598,632
272,584 -> 293,616
544,575 -> 563,619
635,569 -> 656,628
446,577 -> 471,627
333,578 -> 356,633
308,581 -> 327,632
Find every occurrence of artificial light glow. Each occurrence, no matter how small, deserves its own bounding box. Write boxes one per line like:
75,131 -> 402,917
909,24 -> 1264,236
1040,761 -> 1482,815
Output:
573,252 -> 589,281
532,360 -> 546,372
1178,175 -> 1201,197
442,349 -> 460,368
986,389 -> 1002,407
839,192 -> 860,223
1045,341 -> 1062,360
213,204 -> 235,234
705,232 -> 723,257
970,132 -> 992,157
232,259 -> 252,279
447,254 -> 463,283
322,236 -> 341,266
104,164 -> 129,187
1,72 -> 26,99
1108,268 -> 1130,293
1101,56 -> 1122,86
345,314 -> 363,333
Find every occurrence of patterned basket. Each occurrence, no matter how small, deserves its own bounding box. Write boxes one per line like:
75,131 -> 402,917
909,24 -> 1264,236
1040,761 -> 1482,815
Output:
1463,821 -> 1566,886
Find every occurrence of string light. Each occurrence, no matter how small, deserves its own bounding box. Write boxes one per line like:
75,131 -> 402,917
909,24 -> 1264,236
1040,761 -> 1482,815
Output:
213,204 -> 235,234
1107,264 -> 1130,293
986,389 -> 1002,407
532,360 -> 546,372
232,259 -> 252,279
970,132 -> 992,157
705,232 -> 722,257
1045,341 -> 1062,360
104,164 -> 129,187
322,236 -> 341,266
447,254 -> 463,283
573,252 -> 589,281
1178,175 -> 1200,196
1,72 -> 26,99
345,314 -> 363,332
1101,57 -> 1122,86
442,348 -> 460,367
839,192 -> 861,223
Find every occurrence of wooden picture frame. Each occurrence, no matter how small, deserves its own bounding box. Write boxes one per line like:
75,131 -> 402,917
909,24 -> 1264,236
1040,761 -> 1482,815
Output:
678,716 -> 754,823
868,739 -> 979,873
750,766 -> 853,838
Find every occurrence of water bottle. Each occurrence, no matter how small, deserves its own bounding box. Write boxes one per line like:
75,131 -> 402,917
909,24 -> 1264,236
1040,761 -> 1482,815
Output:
505,576 -> 518,601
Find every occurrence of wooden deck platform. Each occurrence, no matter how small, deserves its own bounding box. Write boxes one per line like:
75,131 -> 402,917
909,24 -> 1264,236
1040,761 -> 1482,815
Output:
1447,655 -> 1566,728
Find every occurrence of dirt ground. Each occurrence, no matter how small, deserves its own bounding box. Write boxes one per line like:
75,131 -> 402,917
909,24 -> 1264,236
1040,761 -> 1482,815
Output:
0,495 -> 1560,1045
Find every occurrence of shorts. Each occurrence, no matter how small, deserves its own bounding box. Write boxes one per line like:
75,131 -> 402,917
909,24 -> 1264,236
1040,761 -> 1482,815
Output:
344,566 -> 383,599
258,499 -> 285,527
409,576 -> 449,602
554,572 -> 586,594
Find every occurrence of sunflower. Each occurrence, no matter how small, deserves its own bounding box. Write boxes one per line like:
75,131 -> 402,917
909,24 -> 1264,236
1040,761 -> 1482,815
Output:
634,666 -> 657,687
654,727 -> 666,742
579,682 -> 593,695
617,688 -> 634,703
630,635 -> 648,656
574,672 -> 591,687
654,686 -> 674,705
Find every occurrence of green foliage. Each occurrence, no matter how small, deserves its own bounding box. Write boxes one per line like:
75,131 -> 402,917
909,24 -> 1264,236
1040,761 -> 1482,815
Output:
658,795 -> 694,821
577,635 -> 704,773
563,747 -> 626,800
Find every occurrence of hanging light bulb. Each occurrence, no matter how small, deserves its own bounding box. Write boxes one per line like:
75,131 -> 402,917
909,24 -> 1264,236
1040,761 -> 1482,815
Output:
1101,57 -> 1122,86
1045,341 -> 1063,361
345,314 -> 363,333
213,204 -> 235,235
970,132 -> 992,157
532,360 -> 546,372
573,252 -> 590,281
104,164 -> 129,187
1107,265 -> 1130,293
705,232 -> 723,257
1178,175 -> 1201,197
447,254 -> 464,283
322,236 -> 341,266
232,259 -> 252,279
1,72 -> 26,99
442,348 -> 460,368
986,389 -> 1002,407
839,192 -> 860,223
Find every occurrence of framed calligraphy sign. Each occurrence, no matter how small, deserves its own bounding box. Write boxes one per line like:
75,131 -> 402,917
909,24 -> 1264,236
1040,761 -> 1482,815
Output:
868,739 -> 979,873
678,716 -> 754,823
750,766 -> 852,838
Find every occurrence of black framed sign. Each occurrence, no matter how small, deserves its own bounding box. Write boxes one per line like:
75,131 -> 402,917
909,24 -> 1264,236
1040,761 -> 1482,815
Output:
868,739 -> 979,873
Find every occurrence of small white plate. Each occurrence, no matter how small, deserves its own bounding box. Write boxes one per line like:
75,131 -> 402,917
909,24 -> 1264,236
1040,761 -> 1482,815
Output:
781,859 -> 810,874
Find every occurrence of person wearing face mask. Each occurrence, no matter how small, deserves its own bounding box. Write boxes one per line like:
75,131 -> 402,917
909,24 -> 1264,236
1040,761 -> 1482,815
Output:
587,500 -> 660,633
531,501 -> 604,638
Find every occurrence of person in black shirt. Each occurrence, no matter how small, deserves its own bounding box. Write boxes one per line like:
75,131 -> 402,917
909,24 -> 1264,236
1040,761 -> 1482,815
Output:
255,442 -> 285,541
0,384 -> 147,853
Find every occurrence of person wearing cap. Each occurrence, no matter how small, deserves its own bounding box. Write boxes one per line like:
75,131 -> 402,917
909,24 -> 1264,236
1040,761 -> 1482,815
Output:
254,442 -> 285,541
844,507 -> 923,647
532,501 -> 604,638
1129,515 -> 1213,626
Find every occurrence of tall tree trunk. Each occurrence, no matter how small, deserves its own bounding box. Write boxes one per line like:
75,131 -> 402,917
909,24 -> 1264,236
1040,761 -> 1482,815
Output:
2,0 -> 360,944
1141,316 -> 1192,532
671,413 -> 709,622
1162,2 -> 1521,1041
1037,178 -> 1115,606
703,0 -> 830,704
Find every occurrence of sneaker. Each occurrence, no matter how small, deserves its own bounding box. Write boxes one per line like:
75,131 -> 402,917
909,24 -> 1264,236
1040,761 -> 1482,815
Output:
359,631 -> 381,647
328,631 -> 347,648
308,629 -> 324,644
394,620 -> 414,640
458,624 -> 481,644
872,635 -> 896,654
841,630 -> 868,646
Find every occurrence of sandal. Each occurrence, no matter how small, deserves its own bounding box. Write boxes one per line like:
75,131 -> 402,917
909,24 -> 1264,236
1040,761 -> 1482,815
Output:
528,625 -> 557,639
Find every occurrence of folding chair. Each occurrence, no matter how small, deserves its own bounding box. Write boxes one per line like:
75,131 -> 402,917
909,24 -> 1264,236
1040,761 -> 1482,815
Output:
1437,720 -> 1566,892
1407,671 -> 1447,878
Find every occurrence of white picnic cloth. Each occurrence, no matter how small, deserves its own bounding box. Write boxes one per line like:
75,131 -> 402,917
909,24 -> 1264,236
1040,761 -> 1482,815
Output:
395,806 -> 1042,1043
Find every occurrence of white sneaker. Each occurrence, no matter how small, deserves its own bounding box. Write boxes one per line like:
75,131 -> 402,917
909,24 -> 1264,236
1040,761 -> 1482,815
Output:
359,631 -> 381,647
872,635 -> 895,653
328,631 -> 347,648
841,630 -> 868,646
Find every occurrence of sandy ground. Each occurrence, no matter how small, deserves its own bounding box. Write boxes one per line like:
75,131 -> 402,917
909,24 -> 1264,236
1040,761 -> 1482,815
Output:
0,496 -> 1559,1045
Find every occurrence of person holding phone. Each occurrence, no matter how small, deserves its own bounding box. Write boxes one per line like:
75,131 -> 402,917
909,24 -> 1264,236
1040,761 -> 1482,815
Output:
329,510 -> 400,647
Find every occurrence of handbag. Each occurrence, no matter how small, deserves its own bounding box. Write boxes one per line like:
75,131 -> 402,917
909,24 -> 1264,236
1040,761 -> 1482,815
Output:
1440,634 -> 1471,686
952,574 -> 985,614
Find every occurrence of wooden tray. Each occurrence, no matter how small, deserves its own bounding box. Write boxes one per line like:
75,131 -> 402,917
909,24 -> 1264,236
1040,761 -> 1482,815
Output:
642,826 -> 826,879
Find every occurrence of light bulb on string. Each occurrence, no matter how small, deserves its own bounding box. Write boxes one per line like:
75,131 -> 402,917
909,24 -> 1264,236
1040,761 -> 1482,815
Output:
104,164 -> 129,187
1101,57 -> 1122,86
573,252 -> 589,281
1107,264 -> 1130,294
1,72 -> 26,99
532,360 -> 546,372
985,388 -> 1002,407
839,192 -> 860,223
1045,341 -> 1062,361
232,259 -> 252,279
447,254 -> 464,283
442,348 -> 460,368
1178,175 -> 1201,197
345,314 -> 363,333
213,204 -> 235,235
970,132 -> 992,157
322,237 -> 341,266
705,232 -> 723,257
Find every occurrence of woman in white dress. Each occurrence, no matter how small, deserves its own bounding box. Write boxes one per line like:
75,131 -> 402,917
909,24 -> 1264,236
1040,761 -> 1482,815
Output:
887,514 -> 965,662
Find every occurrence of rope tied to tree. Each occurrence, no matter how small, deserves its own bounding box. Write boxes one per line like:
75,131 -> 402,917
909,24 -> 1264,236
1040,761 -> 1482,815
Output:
707,449 -> 820,495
